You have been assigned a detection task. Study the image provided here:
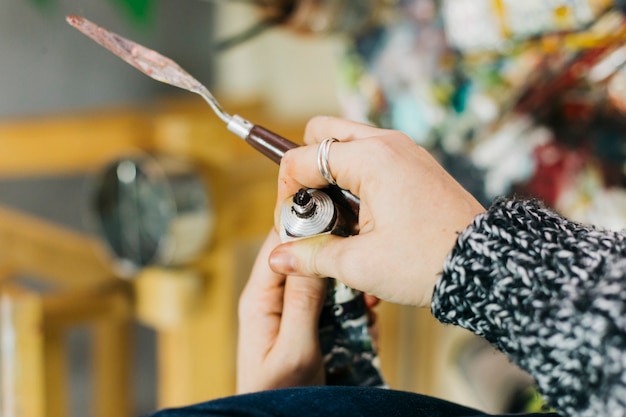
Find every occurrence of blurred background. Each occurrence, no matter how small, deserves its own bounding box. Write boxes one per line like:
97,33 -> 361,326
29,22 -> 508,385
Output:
0,1 -> 342,416
0,0 -> 341,119
3,1 -> 626,416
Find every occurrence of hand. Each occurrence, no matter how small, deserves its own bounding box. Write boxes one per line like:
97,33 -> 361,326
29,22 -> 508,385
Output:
269,116 -> 485,307
236,229 -> 326,393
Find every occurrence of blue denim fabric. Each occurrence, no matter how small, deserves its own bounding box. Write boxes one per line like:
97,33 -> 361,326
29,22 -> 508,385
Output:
147,386 -> 561,417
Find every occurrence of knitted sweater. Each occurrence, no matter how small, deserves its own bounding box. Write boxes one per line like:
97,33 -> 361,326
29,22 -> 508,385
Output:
432,198 -> 626,417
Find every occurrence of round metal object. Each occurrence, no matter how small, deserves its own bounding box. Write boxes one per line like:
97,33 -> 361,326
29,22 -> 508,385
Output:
87,154 -> 214,278
280,188 -> 337,240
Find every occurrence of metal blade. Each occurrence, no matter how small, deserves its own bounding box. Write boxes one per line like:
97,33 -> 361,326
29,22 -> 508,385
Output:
66,15 -> 231,123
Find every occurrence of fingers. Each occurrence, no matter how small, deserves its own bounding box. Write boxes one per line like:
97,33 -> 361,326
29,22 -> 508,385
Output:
276,117 -> 384,199
241,229 -> 285,296
269,233 -> 370,291
364,294 -> 380,309
275,275 -> 326,354
278,117 -> 413,204
238,229 -> 326,392
275,143 -> 352,228
302,116 -> 387,145
278,144 -> 330,195
238,229 -> 284,344
277,137 -> 374,211
275,117 -> 390,227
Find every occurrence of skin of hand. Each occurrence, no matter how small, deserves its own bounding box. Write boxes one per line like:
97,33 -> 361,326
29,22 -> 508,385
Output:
269,116 -> 486,308
236,229 -> 326,393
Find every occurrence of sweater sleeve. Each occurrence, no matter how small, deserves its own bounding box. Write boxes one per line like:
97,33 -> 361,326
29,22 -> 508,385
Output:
431,198 -> 626,417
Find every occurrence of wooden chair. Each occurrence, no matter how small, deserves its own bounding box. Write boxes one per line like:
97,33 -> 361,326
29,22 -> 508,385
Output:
0,207 -> 132,417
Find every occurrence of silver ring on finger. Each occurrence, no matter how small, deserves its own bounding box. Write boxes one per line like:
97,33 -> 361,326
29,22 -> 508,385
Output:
317,137 -> 339,186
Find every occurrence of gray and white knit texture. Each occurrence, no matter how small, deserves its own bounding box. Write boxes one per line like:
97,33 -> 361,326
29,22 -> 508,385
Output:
432,198 -> 626,417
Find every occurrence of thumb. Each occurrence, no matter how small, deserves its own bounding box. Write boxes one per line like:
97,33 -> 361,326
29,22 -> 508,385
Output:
269,233 -> 351,280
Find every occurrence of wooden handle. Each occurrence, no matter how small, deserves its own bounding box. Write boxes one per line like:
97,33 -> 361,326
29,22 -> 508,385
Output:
245,125 -> 299,164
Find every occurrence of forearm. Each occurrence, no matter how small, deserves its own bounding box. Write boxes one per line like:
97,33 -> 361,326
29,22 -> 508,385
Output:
432,198 -> 626,416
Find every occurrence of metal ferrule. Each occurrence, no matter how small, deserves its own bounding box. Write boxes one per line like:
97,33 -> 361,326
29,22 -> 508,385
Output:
227,114 -> 254,139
